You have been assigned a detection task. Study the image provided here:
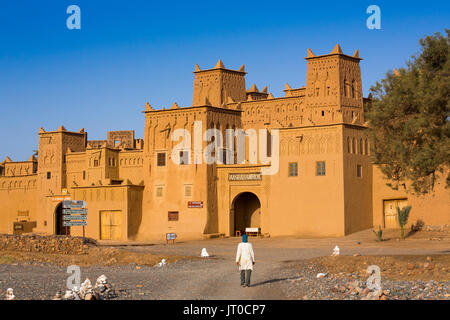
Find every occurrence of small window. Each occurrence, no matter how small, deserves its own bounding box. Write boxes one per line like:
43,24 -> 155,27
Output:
316,161 -> 326,176
357,164 -> 362,178
288,162 -> 298,177
168,211 -> 179,221
94,159 -> 99,167
184,185 -> 192,197
82,171 -> 86,180
46,172 -> 51,179
156,186 -> 164,197
321,110 -> 325,117
157,153 -> 166,166
180,151 -> 189,165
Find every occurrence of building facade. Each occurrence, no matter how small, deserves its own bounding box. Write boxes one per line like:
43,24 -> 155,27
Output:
1,45 -> 448,241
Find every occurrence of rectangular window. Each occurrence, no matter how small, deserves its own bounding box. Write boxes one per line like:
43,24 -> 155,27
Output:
157,153 -> 166,166
288,162 -> 298,177
82,171 -> 86,180
222,149 -> 227,164
94,159 -> 99,167
357,164 -> 362,178
46,172 -> 51,179
168,211 -> 179,221
316,161 -> 326,176
156,186 -> 164,197
180,151 -> 189,165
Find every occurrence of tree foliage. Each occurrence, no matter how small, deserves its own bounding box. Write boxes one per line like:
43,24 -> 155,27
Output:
365,30 -> 450,195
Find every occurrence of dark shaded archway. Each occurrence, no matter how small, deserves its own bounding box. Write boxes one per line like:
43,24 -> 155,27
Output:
231,192 -> 261,236
55,202 -> 70,235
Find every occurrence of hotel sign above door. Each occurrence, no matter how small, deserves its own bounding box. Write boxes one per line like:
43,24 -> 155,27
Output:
228,173 -> 262,181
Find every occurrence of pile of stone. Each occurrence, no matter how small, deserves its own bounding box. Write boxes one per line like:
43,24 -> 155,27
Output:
0,234 -> 96,255
56,275 -> 117,300
5,288 -> 15,300
332,279 -> 391,300
155,259 -> 167,267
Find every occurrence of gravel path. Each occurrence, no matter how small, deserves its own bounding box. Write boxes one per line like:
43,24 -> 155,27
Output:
1,237 -> 449,300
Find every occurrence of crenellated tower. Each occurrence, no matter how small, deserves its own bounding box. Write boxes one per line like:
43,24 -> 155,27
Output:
305,45 -> 364,125
192,60 -> 247,107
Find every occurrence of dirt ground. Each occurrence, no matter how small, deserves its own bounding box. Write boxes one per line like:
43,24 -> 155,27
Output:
0,228 -> 449,300
0,246 -> 192,267
304,255 -> 450,281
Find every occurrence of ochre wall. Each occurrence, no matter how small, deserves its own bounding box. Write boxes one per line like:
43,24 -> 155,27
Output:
372,166 -> 450,229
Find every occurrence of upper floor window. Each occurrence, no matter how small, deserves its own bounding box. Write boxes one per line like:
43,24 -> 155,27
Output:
93,159 -> 99,167
157,152 -> 166,166
288,162 -> 298,177
46,172 -> 51,179
180,151 -> 189,165
357,164 -> 363,178
316,161 -> 326,176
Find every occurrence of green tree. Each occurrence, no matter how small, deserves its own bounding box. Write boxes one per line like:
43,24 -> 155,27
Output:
365,30 -> 450,195
397,205 -> 412,239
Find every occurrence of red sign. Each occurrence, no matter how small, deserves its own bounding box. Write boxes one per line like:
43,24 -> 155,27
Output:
188,201 -> 203,208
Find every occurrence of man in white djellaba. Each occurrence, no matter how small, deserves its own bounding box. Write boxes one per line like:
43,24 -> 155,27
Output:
235,234 -> 255,287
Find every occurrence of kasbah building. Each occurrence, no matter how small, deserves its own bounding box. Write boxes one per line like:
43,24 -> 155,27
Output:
0,45 -> 448,242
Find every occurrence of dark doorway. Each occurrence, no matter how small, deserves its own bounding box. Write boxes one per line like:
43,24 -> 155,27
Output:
232,192 -> 261,236
55,203 -> 70,235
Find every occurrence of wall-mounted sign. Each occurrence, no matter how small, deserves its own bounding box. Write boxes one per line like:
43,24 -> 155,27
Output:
52,196 -> 71,202
188,201 -> 203,208
228,173 -> 262,181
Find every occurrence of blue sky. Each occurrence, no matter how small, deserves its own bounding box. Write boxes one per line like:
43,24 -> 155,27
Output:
0,0 -> 449,160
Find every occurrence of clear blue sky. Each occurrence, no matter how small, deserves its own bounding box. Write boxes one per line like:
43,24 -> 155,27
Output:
0,0 -> 448,161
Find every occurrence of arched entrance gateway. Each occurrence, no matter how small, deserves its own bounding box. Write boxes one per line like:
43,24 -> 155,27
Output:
231,192 -> 261,236
55,202 -> 70,235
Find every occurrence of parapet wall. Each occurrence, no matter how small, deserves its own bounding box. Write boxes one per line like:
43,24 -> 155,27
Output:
0,234 -> 96,255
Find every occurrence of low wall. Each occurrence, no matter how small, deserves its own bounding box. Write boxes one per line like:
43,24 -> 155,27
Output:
0,234 -> 97,255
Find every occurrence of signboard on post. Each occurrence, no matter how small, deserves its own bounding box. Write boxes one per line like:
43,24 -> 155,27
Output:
62,200 -> 87,240
166,233 -> 177,244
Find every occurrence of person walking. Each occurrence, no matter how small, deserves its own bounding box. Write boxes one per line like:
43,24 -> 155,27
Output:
235,234 -> 255,287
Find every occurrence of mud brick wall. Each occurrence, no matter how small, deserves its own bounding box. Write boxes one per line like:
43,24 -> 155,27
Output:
0,234 -> 96,255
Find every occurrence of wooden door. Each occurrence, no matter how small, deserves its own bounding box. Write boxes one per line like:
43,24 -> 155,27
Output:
383,199 -> 408,229
100,211 -> 122,240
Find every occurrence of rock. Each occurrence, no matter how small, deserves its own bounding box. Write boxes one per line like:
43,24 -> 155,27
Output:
84,293 -> 93,300
353,253 -> 361,257
331,246 -> 340,256
380,295 -> 389,300
316,273 -> 327,279
407,263 -> 416,270
362,287 -> 370,296
426,263 -> 434,271
6,288 -> 15,300
383,289 -> 390,296
201,248 -> 209,257
426,256 -> 432,262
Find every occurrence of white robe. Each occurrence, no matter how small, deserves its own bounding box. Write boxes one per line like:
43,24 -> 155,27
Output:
236,242 -> 255,270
